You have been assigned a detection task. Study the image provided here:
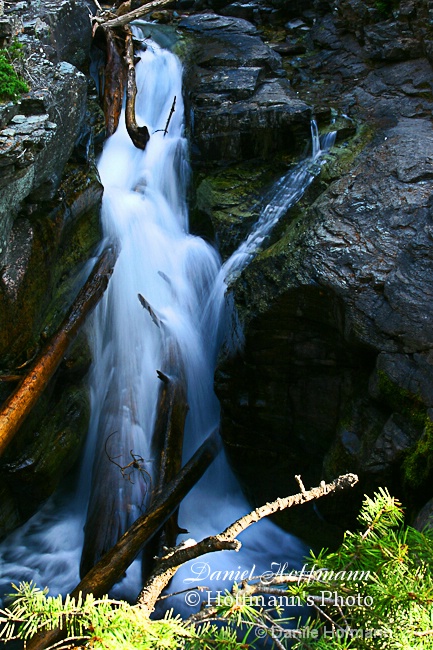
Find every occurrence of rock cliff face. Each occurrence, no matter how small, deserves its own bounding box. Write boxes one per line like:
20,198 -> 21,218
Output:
0,0 -> 102,538
180,0 -> 433,543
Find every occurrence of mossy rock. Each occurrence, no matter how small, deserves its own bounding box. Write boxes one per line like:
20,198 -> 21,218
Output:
40,163 -> 102,340
191,158 -> 290,259
0,382 -> 90,528
0,214 -> 60,368
373,369 -> 433,489
0,161 -> 102,368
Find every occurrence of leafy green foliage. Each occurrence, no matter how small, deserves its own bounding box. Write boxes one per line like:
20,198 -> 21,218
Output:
0,584 -> 249,649
0,39 -> 28,102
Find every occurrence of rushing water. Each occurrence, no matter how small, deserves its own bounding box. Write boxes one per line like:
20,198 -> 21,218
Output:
0,37 -> 335,607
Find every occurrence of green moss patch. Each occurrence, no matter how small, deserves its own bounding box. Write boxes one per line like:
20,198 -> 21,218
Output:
377,370 -> 433,488
0,40 -> 28,103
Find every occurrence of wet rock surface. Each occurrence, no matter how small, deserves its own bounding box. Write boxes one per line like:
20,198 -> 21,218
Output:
0,0 -> 100,538
179,14 -> 312,162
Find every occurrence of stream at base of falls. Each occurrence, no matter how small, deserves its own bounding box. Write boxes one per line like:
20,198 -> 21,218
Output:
0,34 -> 335,611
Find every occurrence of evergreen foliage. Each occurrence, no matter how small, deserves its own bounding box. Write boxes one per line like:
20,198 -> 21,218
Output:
287,488 -> 433,649
1,488 -> 432,649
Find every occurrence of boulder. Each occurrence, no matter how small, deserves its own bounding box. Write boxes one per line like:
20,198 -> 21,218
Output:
180,14 -> 312,162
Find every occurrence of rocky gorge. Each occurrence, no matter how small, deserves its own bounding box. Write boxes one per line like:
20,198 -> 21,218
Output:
0,0 -> 432,553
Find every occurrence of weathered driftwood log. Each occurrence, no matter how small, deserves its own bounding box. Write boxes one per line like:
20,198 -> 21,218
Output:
26,429 -> 221,650
0,248 -> 116,459
125,26 -> 149,149
151,341 -> 188,553
137,473 -> 360,615
79,392 -> 149,578
102,26 -> 126,137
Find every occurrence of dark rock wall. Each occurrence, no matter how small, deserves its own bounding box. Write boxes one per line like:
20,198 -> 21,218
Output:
179,14 -> 313,164
0,0 -> 102,539
179,1 -> 433,544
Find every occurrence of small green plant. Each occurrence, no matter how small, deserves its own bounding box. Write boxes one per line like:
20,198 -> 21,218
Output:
0,585 -> 249,649
0,38 -> 28,102
375,0 -> 399,18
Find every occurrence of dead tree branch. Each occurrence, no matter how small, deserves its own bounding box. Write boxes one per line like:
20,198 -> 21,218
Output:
98,0 -> 173,29
151,340 -> 189,554
104,431 -> 152,486
138,294 -> 162,328
136,473 -> 359,615
102,27 -> 126,137
154,96 -> 176,136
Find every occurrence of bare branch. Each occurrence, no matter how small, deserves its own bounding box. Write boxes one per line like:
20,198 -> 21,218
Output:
154,96 -> 176,136
137,473 -> 359,615
295,474 -> 306,495
100,0 -> 173,29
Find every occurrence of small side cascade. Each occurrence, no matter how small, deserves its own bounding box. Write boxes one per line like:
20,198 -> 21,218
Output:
222,119 -> 336,285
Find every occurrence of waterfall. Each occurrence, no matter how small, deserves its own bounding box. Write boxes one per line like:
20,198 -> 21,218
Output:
0,37 -> 335,607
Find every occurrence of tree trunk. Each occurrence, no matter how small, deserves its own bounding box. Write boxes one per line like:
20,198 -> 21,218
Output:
0,248 -> 116,459
102,27 -> 126,137
124,26 -> 150,149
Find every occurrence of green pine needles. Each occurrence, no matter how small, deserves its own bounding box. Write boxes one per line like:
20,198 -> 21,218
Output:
286,488 -> 433,649
0,585 -> 246,649
0,39 -> 28,102
1,488 -> 433,649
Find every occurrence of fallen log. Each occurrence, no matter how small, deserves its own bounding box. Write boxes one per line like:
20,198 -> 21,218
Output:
79,394 -> 149,577
0,248 -> 116,459
125,26 -> 149,150
151,340 -> 188,554
26,429 -> 221,650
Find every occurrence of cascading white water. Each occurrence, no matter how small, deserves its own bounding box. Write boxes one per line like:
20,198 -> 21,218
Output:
0,36 -> 335,607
